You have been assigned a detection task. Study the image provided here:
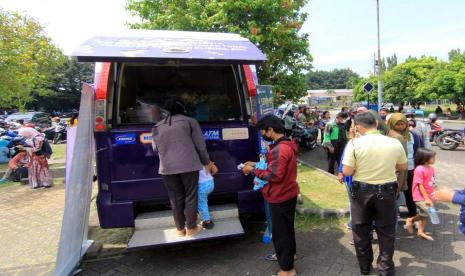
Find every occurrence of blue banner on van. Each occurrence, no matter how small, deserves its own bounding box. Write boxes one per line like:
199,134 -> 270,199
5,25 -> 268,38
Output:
114,133 -> 137,145
256,85 -> 273,119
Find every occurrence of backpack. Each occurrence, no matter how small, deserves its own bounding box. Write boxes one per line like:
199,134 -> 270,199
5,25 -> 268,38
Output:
40,138 -> 53,159
33,137 -> 53,159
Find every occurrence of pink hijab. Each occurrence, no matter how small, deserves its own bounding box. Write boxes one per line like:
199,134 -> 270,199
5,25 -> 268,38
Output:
356,106 -> 368,113
18,127 -> 40,139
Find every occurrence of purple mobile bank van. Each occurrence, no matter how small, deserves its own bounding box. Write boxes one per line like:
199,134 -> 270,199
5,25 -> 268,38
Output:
73,30 -> 268,247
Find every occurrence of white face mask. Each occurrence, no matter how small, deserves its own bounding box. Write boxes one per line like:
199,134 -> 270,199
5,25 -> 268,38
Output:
341,119 -> 347,124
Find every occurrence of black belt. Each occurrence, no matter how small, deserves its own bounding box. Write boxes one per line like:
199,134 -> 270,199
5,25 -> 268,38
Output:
351,181 -> 397,200
353,181 -> 397,190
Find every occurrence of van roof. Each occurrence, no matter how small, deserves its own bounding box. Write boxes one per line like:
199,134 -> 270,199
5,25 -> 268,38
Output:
72,29 -> 266,64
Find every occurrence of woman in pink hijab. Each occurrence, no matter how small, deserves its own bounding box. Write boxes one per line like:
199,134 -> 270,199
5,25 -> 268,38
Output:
18,127 -> 53,189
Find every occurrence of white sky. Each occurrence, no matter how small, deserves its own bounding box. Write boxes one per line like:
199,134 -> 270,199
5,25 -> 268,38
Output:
1,0 -> 464,76
0,0 -> 136,55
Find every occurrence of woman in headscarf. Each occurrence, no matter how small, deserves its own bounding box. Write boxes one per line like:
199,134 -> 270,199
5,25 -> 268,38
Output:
387,113 -> 422,219
18,127 -> 53,189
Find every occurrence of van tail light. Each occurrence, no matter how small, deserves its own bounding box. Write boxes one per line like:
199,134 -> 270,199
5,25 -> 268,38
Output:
95,100 -> 106,132
243,65 -> 257,97
94,62 -> 110,132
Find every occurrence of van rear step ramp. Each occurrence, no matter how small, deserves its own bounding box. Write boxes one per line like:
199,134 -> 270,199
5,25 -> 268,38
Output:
128,204 -> 244,249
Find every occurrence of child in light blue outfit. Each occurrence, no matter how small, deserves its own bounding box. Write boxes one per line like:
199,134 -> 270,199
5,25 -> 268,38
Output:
253,140 -> 271,191
198,167 -> 215,229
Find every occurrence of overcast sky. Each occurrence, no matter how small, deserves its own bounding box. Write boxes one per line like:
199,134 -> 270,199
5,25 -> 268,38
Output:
1,0 -> 464,76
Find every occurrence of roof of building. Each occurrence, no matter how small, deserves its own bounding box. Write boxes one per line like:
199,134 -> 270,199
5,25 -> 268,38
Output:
307,89 -> 353,98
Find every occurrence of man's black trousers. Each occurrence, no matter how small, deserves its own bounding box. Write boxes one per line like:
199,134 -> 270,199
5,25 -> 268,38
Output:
351,183 -> 397,276
269,196 -> 297,271
327,141 -> 345,175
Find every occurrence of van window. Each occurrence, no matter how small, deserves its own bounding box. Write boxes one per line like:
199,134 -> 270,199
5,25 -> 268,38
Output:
117,64 -> 243,124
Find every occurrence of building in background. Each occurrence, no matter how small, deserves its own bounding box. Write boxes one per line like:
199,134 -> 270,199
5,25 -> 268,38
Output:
304,89 -> 353,106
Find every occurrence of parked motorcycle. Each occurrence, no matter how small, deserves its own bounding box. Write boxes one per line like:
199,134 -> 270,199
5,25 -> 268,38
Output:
43,121 -> 67,144
52,121 -> 67,144
292,124 -> 318,151
436,129 -> 465,150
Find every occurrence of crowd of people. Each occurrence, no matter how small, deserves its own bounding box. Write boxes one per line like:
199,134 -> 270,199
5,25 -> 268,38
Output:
150,98 -> 464,276
0,113 -> 79,188
0,125 -> 53,188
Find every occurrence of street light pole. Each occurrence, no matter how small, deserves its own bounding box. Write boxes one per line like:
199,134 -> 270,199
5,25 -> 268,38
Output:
376,0 -> 383,110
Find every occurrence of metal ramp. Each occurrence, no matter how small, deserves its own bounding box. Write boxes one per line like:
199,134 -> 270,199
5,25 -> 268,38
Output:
128,204 -> 244,249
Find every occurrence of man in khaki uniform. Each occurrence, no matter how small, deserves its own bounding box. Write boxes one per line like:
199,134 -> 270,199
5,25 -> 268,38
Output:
342,112 -> 407,276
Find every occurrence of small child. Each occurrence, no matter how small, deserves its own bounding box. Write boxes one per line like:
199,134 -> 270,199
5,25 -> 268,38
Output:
405,148 -> 437,241
0,149 -> 29,183
198,165 -> 217,229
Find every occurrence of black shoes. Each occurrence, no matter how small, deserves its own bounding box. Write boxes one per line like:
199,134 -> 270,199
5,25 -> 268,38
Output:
201,220 -> 215,229
359,265 -> 371,275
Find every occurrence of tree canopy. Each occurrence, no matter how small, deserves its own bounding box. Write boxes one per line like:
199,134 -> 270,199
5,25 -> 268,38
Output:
307,68 -> 360,90
126,0 -> 313,104
27,57 -> 94,111
0,9 -> 65,111
351,51 -> 465,105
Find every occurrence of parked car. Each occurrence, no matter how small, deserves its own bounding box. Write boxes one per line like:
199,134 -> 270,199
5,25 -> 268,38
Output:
5,112 -> 51,127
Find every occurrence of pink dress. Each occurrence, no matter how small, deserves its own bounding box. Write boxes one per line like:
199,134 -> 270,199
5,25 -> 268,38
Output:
412,165 -> 435,202
26,135 -> 53,188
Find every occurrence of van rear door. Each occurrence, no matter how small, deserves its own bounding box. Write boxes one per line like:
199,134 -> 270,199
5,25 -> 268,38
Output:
73,30 -> 266,204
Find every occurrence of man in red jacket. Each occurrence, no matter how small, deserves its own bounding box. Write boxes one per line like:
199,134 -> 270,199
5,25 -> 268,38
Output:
242,115 -> 299,276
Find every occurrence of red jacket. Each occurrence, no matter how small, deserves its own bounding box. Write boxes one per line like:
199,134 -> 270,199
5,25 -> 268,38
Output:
254,137 -> 300,203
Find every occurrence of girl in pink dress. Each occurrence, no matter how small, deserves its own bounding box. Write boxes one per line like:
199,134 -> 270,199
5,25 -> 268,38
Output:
405,148 -> 437,241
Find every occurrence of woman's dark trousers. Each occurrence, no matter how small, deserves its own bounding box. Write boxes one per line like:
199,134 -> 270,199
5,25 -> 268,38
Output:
403,170 -> 417,217
162,171 -> 199,230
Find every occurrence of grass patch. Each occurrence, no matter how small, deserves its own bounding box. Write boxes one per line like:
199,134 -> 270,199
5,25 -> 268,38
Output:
295,213 -> 348,231
297,164 -> 349,210
50,144 -> 66,160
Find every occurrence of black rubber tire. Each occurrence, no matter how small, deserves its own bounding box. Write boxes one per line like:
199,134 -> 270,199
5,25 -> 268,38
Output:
436,134 -> 460,150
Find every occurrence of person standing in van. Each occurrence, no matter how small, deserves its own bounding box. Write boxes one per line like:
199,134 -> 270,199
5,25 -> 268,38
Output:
152,98 -> 217,237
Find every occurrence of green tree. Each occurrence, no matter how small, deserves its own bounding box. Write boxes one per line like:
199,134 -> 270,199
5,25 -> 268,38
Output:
384,54 -> 398,71
0,9 -> 65,111
424,55 -> 465,103
351,75 -> 379,103
307,68 -> 360,90
448,48 -> 464,62
126,0 -> 313,104
27,57 -> 94,111
382,57 -> 441,106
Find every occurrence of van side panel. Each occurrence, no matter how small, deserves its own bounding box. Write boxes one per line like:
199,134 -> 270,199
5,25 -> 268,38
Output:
95,132 -> 135,228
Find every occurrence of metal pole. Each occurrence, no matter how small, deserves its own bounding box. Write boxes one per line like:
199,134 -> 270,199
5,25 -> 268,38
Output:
376,0 -> 383,110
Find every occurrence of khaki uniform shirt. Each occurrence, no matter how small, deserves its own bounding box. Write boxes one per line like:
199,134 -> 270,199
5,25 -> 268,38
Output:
342,133 -> 407,184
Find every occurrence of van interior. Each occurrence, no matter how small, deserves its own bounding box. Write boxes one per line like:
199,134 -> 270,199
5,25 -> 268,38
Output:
117,64 -> 243,125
